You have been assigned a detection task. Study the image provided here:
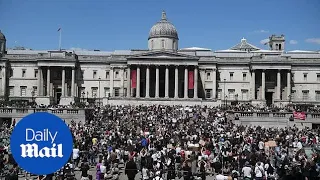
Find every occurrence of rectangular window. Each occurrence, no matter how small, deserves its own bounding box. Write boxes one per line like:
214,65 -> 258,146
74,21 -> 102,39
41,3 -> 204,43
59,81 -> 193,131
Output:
291,90 -> 296,100
22,69 -> 26,78
243,73 -> 247,81
123,88 -> 127,97
104,87 -> 110,97
317,74 -> 320,82
228,89 -> 235,100
241,89 -> 248,100
106,71 -> 110,79
20,86 -> 27,96
34,70 -> 38,78
206,72 -> 211,80
114,88 -> 120,97
302,90 -> 309,101
9,86 -> 14,96
124,70 -> 128,79
80,87 -> 85,97
205,89 -> 212,98
161,40 -> 165,49
229,72 -> 234,81
316,91 -> 320,101
217,89 -> 222,99
32,86 -> 38,96
93,71 -> 97,79
91,87 -> 98,97
115,71 -> 119,79
303,73 -> 308,81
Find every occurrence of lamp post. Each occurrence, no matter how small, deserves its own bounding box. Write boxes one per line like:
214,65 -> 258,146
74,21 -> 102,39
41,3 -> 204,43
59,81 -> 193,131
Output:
81,92 -> 85,103
98,77 -> 101,107
86,91 -> 88,101
235,94 -> 238,105
224,78 -> 226,109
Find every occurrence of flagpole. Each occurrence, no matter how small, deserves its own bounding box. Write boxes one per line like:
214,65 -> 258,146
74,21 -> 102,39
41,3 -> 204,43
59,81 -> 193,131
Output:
59,29 -> 62,51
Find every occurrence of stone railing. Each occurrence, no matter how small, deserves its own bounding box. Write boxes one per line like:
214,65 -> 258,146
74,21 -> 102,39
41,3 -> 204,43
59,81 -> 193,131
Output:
234,111 -> 320,119
0,108 -> 85,116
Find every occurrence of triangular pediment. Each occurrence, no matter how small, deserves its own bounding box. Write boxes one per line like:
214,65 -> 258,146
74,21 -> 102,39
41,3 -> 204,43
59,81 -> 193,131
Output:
129,50 -> 198,59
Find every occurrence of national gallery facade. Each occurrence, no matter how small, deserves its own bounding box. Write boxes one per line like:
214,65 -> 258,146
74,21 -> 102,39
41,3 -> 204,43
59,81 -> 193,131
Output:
0,11 -> 320,106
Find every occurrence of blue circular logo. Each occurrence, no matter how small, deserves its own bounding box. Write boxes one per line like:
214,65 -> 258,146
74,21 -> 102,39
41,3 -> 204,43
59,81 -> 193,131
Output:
10,112 -> 73,175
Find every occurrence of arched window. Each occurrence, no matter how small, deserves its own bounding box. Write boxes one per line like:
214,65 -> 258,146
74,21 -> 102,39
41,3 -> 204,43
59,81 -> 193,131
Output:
279,44 -> 282,50
161,40 -> 165,49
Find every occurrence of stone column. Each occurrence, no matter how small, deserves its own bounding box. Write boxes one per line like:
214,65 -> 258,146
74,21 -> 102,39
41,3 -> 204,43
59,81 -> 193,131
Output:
2,66 -> 6,97
261,70 -> 265,100
277,70 -> 281,100
194,66 -> 198,99
120,68 -> 124,97
165,66 -> 169,98
71,67 -> 75,97
127,66 -> 131,97
38,67 -> 42,96
212,69 -> 216,99
174,66 -> 179,98
145,66 -> 150,98
47,67 -> 51,96
184,66 -> 188,98
136,66 -> 140,98
251,70 -> 255,100
61,67 -> 65,97
287,71 -> 291,100
110,67 -> 114,97
155,66 -> 159,98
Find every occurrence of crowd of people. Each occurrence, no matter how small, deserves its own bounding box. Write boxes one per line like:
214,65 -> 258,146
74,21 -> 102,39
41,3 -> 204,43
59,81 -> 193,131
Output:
1,104 -> 320,180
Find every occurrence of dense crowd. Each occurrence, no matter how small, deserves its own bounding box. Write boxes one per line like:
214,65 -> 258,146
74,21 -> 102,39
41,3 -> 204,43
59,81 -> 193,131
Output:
1,104 -> 320,180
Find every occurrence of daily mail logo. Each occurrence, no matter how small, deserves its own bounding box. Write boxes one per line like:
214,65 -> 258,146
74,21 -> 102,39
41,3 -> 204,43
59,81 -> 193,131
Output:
10,112 -> 73,175
20,128 -> 63,158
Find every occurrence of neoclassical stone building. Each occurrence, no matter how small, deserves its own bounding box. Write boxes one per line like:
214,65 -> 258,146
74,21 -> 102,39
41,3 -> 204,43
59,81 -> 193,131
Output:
0,11 -> 320,106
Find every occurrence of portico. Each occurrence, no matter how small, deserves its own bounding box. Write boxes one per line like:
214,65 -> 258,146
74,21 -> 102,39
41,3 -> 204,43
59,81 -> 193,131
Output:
127,64 -> 199,99
251,65 -> 291,106
36,66 -> 77,105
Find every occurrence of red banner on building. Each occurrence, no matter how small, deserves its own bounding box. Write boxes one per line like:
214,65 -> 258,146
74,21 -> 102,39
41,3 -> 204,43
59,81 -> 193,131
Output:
131,70 -> 137,88
188,71 -> 194,89
293,111 -> 306,120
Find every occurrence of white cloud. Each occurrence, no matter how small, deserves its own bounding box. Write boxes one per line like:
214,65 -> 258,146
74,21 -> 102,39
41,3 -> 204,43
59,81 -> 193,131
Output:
260,38 -> 269,45
254,29 -> 269,33
289,40 -> 298,45
305,38 -> 320,44
69,47 -> 87,51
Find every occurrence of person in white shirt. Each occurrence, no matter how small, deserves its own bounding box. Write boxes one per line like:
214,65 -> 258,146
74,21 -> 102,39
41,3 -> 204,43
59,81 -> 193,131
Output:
254,162 -> 265,180
242,161 -> 252,179
215,170 -> 229,180
72,146 -> 80,168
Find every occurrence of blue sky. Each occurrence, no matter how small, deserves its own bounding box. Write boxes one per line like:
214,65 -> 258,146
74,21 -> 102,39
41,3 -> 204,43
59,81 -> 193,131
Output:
0,0 -> 319,51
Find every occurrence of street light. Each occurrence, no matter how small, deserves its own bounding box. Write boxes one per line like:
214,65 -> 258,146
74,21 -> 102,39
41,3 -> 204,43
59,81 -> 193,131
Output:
98,77 -> 101,107
81,92 -> 85,103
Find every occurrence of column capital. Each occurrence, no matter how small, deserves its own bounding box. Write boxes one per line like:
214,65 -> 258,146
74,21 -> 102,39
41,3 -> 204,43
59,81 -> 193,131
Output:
278,69 -> 281,72
262,69 -> 266,72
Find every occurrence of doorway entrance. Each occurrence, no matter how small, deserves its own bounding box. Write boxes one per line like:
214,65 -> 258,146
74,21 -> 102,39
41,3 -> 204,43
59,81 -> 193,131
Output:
266,92 -> 273,106
54,88 -> 62,104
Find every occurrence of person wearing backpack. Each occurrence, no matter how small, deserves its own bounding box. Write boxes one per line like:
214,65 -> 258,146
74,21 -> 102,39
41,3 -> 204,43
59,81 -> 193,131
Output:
254,162 -> 265,180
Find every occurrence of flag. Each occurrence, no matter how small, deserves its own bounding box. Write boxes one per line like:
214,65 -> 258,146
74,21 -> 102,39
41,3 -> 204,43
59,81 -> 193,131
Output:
131,70 -> 137,88
188,71 -> 194,89
293,111 -> 306,120
57,28 -> 61,32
